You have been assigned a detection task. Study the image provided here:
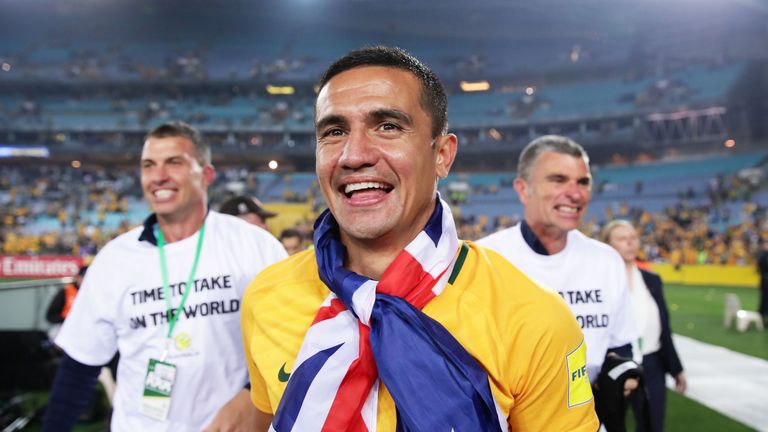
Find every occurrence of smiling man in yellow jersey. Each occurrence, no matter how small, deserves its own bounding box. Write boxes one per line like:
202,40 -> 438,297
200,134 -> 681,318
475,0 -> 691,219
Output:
241,46 -> 598,431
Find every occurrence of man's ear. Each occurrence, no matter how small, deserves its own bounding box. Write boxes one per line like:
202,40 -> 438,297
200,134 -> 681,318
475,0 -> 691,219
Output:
434,133 -> 458,179
513,177 -> 529,206
203,164 -> 216,187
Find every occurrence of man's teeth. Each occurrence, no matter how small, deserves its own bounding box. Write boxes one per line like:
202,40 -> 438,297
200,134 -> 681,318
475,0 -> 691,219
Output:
155,190 -> 174,199
556,205 -> 578,213
344,182 -> 389,194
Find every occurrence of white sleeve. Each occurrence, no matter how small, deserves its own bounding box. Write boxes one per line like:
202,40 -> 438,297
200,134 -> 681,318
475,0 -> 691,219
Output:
233,226 -> 288,297
608,252 -> 637,351
264,232 -> 288,266
55,248 -> 120,366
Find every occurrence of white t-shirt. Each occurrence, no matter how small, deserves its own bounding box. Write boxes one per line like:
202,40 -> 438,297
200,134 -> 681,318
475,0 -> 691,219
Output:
629,266 -> 662,356
56,211 -> 288,432
477,224 -> 636,383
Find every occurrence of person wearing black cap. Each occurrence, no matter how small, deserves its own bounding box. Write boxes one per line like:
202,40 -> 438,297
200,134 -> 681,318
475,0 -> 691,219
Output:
219,195 -> 277,231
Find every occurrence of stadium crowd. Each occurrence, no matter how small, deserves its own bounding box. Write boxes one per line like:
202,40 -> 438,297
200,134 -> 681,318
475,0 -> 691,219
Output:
455,168 -> 768,266
1,161 -> 766,267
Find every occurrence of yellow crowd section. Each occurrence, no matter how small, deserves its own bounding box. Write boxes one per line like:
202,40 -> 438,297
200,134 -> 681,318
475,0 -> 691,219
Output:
650,263 -> 760,288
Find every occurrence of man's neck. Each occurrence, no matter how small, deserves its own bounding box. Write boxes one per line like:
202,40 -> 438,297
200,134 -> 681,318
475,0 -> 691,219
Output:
157,206 -> 207,244
342,237 -> 403,280
524,220 -> 569,255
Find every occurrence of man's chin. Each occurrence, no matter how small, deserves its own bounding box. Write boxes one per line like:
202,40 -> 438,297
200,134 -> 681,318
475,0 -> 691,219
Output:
556,220 -> 582,233
151,206 -> 177,218
338,219 -> 394,243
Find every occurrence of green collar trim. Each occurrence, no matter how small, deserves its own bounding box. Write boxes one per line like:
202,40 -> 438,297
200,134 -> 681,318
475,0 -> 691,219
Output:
448,242 -> 470,285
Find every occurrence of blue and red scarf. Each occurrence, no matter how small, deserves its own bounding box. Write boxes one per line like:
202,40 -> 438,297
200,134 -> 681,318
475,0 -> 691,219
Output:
271,197 -> 506,431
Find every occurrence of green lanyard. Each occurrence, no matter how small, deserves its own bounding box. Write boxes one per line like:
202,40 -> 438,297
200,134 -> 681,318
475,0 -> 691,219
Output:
156,223 -> 206,358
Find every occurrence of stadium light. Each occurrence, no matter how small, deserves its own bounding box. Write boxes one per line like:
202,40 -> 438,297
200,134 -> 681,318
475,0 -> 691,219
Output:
71,160 -> 81,169
460,80 -> 490,92
1,63 -> 10,72
268,160 -> 279,170
724,139 -> 736,148
569,46 -> 581,63
0,146 -> 49,158
266,85 -> 295,95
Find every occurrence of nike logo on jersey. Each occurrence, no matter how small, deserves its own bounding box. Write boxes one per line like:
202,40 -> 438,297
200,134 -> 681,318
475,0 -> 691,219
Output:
278,363 -> 291,382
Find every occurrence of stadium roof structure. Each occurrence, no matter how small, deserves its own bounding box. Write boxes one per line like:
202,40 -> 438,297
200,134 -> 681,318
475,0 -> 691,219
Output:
0,0 -> 766,170
1,0 -> 766,82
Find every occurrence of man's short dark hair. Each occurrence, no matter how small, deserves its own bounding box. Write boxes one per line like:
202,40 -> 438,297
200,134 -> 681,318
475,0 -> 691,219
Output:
517,135 -> 589,181
145,121 -> 211,166
317,46 -> 448,138
279,228 -> 302,241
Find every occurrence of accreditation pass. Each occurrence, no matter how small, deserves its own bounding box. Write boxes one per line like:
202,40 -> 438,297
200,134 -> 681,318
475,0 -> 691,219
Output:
139,358 -> 177,421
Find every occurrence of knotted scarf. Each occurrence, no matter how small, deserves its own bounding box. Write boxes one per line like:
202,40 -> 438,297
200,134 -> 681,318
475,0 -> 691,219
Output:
271,196 -> 506,432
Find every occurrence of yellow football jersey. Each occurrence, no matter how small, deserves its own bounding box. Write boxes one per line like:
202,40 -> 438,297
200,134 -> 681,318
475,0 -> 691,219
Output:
242,242 -> 598,431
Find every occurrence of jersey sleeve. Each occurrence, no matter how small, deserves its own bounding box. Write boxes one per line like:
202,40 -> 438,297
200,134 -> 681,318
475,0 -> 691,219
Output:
241,280 -> 273,414
55,248 -> 119,366
507,297 -> 600,432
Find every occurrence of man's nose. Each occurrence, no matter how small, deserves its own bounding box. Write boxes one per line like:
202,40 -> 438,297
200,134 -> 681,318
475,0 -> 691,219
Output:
338,129 -> 377,170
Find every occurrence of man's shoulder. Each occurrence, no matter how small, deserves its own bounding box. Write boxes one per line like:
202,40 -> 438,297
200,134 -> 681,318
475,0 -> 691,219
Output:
209,211 -> 267,237
456,241 -> 564,307
208,211 -> 285,251
568,230 -> 622,260
245,248 -> 322,297
97,224 -> 145,254
242,249 -> 326,329
454,243 -> 582,345
475,224 -> 521,250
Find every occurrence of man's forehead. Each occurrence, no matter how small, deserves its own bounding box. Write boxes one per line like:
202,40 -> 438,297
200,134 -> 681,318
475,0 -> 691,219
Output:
533,151 -> 591,174
316,67 -> 421,106
141,136 -> 195,159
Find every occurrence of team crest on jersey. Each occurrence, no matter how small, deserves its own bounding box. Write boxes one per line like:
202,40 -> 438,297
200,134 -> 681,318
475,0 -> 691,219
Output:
174,332 -> 192,351
566,340 -> 593,407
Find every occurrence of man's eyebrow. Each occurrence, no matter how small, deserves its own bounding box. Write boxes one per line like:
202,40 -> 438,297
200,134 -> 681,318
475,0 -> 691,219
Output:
369,108 -> 413,127
140,155 -> 185,164
315,114 -> 347,132
545,173 -> 567,180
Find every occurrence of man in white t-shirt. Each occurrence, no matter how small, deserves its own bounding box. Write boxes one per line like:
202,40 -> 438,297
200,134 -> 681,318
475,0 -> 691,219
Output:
43,122 -> 287,432
477,135 -> 638,428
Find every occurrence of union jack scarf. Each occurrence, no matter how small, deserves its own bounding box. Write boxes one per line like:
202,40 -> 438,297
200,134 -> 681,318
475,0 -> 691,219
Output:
270,196 -> 507,432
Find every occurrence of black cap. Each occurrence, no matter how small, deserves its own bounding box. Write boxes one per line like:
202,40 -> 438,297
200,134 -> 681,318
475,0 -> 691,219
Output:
219,196 -> 277,219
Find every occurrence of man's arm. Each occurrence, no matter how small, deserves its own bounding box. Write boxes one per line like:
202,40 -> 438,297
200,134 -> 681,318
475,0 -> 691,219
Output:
606,343 -> 633,360
254,409 -> 273,431
42,354 -> 101,432
203,389 -> 273,432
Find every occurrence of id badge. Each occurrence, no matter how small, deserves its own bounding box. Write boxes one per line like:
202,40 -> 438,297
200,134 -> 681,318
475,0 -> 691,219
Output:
139,358 -> 177,421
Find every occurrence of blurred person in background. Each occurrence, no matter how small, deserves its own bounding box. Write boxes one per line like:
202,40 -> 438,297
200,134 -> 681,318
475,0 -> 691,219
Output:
278,228 -> 304,255
43,121 -> 287,432
219,195 -> 277,231
759,237 -> 768,320
46,265 -> 88,340
603,219 -> 686,432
